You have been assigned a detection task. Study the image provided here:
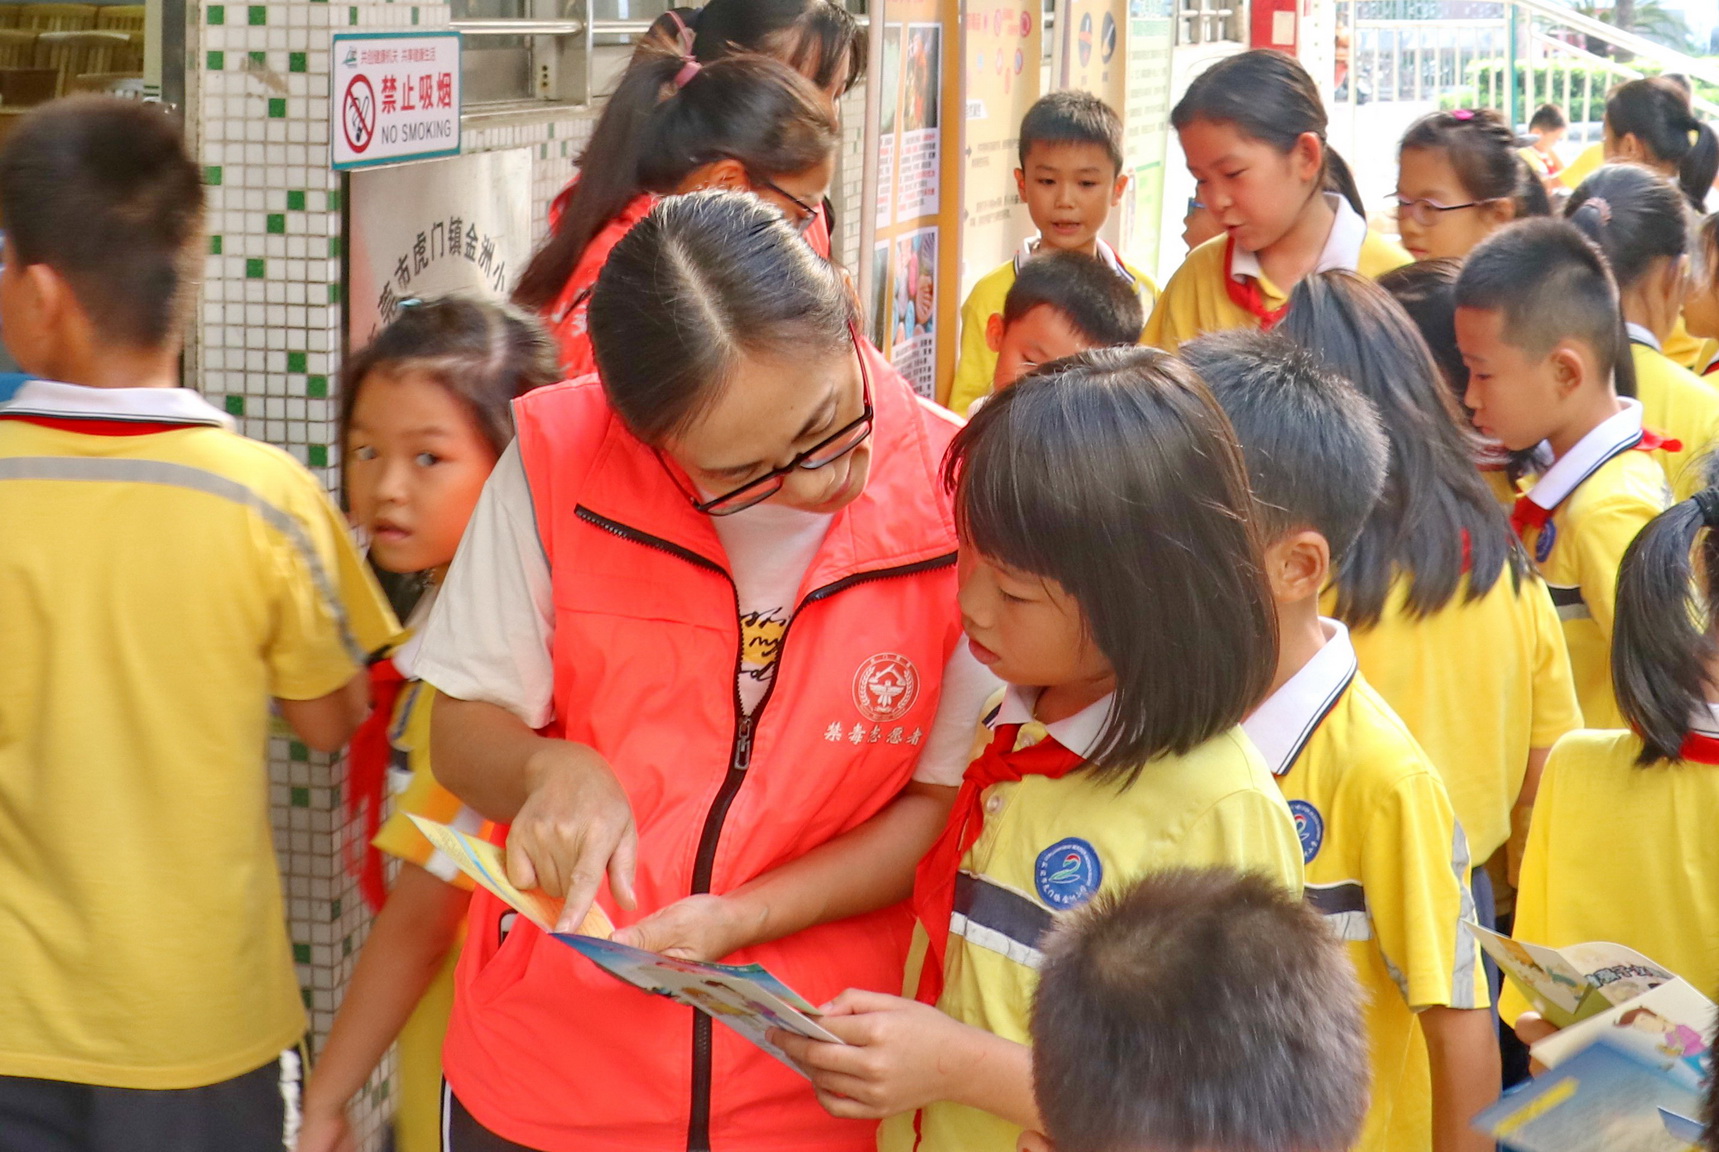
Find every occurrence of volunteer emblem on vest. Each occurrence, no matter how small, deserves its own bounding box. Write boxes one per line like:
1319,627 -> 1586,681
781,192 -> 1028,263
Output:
1288,799 -> 1324,864
1534,520 -> 1556,564
853,653 -> 920,722
1034,837 -> 1102,909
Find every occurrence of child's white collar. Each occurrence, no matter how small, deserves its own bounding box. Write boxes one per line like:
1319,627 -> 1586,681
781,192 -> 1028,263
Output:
1241,618 -> 1357,776
1229,193 -> 1368,285
1522,398 -> 1644,513
992,683 -> 1113,760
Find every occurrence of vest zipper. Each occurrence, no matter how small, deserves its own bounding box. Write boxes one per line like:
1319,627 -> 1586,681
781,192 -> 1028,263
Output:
575,504 -> 955,1151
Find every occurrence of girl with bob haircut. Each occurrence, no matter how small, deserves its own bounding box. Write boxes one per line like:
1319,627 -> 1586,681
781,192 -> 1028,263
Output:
513,49 -> 839,375
774,347 -> 1303,1152
1395,108 -> 1544,263
1504,462 -> 1719,1051
413,190 -> 999,1152
1277,271 -> 1581,926
300,296 -> 559,1152
1603,77 -> 1718,211
1145,49 -> 1409,348
1567,162 -> 1719,498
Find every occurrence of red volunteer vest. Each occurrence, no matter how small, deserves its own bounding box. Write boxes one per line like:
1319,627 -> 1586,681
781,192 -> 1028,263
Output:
543,192 -> 657,379
442,341 -> 963,1152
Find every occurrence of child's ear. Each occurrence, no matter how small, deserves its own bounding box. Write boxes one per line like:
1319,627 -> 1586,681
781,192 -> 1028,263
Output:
1548,343 -> 1586,395
1484,196 -> 1517,226
1110,171 -> 1130,207
1014,167 -> 1027,203
1292,131 -> 1324,184
1016,1129 -> 1056,1152
986,313 -> 1005,353
1264,529 -> 1331,603
1615,131 -> 1646,164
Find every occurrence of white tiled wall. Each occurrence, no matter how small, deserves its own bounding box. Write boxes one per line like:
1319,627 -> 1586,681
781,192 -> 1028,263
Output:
179,5 -> 867,1147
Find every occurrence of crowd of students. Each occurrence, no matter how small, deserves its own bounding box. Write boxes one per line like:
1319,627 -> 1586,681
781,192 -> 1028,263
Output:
3,2 -> 1719,1150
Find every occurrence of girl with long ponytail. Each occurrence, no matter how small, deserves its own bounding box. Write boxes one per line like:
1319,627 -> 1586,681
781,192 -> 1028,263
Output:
1503,464 -> 1719,1057
512,49 -> 838,375
1144,49 -> 1412,349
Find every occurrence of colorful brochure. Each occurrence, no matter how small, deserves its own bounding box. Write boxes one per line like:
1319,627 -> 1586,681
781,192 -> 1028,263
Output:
1474,1038 -> 1703,1152
406,815 -> 843,1074
1471,926 -> 1679,1029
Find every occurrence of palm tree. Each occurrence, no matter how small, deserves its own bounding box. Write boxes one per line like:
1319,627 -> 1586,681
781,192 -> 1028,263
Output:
1567,0 -> 1692,57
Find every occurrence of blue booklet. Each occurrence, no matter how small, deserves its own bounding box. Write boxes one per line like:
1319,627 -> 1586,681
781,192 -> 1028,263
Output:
1474,1038 -> 1704,1152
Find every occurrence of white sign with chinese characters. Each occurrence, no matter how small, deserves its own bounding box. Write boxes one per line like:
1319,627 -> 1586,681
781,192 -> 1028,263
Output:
331,31 -> 461,171
347,148 -> 535,349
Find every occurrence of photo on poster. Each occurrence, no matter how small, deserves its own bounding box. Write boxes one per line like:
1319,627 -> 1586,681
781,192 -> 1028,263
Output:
871,240 -> 893,351
890,227 -> 938,399
876,24 -> 903,230
895,23 -> 942,222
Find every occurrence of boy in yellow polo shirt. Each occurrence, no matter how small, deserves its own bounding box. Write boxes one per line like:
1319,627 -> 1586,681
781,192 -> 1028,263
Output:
1190,331 -> 1497,1152
1021,868 -> 1370,1152
1455,219 -> 1669,729
958,249 -> 1144,416
0,98 -> 398,1149
948,91 -> 1156,415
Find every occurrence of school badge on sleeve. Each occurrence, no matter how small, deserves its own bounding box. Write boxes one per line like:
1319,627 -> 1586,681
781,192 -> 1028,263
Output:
1035,838 -> 1103,909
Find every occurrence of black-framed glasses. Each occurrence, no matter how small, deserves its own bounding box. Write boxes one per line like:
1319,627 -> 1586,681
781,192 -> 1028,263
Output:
754,176 -> 825,235
1393,194 -> 1498,226
661,324 -> 873,517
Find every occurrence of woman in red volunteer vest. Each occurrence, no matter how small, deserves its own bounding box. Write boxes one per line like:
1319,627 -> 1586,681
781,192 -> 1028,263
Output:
413,191 -> 997,1152
511,0 -> 862,376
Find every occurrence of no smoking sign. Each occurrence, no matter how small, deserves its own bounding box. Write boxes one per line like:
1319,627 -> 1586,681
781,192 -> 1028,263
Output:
331,32 -> 461,171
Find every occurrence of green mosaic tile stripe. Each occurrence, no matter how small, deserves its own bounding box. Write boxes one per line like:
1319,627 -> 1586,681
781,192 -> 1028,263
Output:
209,235 -> 222,255
288,352 -> 307,373
207,4 -> 223,23
206,50 -> 223,69
224,395 -> 244,416
248,5 -> 266,24
246,258 -> 265,279
267,213 -> 285,235
307,376 -> 329,399
287,190 -> 306,211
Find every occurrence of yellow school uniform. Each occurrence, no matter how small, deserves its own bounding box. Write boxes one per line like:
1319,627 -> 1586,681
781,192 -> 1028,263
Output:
1332,567 -> 1581,868
1245,622 -> 1488,1152
1500,719 -> 1719,1027
1482,465 -> 1519,508
1142,194 -> 1411,350
882,686 -> 1304,1152
948,238 -> 1157,416
0,381 -> 399,1089
1515,400 -> 1669,731
368,606 -> 485,1152
1629,330 -> 1719,499
1561,142 -> 1605,190
1662,314 -> 1707,373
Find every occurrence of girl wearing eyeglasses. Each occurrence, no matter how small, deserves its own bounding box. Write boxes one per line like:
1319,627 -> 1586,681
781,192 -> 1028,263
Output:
512,49 -> 840,379
412,191 -> 998,1152
1395,109 -> 1546,262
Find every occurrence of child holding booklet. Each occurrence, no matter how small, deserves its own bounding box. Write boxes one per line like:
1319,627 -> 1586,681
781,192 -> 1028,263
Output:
1506,462 -> 1719,1046
775,347 -> 1303,1152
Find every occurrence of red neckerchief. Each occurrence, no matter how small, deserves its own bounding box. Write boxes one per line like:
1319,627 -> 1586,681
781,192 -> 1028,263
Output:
1510,429 -> 1682,542
0,413 -> 205,436
910,721 -> 1085,1007
1222,236 -> 1290,330
1678,730 -> 1719,764
1704,360 -> 1719,377
348,658 -> 407,911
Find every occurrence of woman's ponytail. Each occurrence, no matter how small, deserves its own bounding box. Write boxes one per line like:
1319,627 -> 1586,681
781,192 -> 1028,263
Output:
1606,77 -> 1716,211
1614,478 -> 1719,764
512,50 -> 684,311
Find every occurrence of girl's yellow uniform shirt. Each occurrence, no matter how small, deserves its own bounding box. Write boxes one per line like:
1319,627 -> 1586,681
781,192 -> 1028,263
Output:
1502,718 -> 1719,1026
1244,622 -> 1488,1152
0,381 -> 400,1090
1142,194 -> 1411,350
367,603 -> 487,1152
1516,400 -> 1668,730
882,686 -> 1304,1152
1628,328 -> 1719,500
948,238 -> 1158,416
1330,570 -> 1581,867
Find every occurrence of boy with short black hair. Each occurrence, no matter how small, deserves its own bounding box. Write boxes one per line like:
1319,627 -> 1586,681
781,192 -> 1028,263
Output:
1023,867 -> 1370,1152
0,96 -> 398,1150
949,91 -> 1156,415
1455,218 -> 1670,728
969,249 -> 1144,411
1186,329 -> 1499,1152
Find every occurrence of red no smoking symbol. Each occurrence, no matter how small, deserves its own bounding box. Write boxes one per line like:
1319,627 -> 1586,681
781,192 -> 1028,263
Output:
343,73 -> 376,154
